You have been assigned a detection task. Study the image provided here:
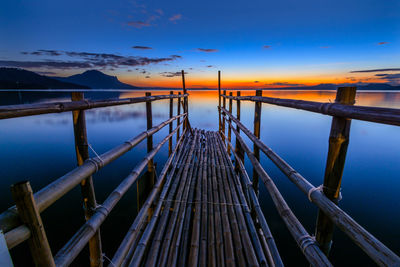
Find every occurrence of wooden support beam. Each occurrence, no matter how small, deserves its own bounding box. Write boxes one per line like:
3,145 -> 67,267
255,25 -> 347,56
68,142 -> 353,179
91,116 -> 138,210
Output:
218,71 -> 222,133
71,92 -> 103,267
222,90 -> 226,140
315,87 -> 356,255
234,91 -> 244,173
177,92 -> 181,142
169,91 -> 173,156
11,181 -> 55,267
181,70 -> 188,131
227,92 -> 233,155
253,89 -> 262,196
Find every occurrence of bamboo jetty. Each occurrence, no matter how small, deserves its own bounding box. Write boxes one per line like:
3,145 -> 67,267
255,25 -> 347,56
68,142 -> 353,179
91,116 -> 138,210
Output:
0,70 -> 399,266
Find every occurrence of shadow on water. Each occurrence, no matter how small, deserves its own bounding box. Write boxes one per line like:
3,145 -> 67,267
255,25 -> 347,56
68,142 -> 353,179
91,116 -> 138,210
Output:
0,89 -> 399,266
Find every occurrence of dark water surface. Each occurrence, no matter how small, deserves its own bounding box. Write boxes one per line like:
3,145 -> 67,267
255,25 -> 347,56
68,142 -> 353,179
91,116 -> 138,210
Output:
1,90 -> 399,266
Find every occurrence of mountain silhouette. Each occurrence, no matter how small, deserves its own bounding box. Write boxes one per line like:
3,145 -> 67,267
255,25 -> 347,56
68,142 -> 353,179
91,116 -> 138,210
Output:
0,68 -> 89,89
54,70 -> 138,89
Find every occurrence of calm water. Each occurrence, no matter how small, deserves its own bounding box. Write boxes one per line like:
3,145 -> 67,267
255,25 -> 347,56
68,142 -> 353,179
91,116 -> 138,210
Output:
1,90 -> 399,266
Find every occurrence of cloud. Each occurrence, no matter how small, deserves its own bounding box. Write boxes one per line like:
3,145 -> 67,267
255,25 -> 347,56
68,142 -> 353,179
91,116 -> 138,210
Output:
206,65 -> 214,68
169,14 -> 182,22
126,21 -> 150,28
375,73 -> 400,84
35,71 -> 57,75
132,46 -> 152,50
378,42 -> 389,45
254,81 -> 259,83
264,82 -> 305,87
320,46 -> 330,49
350,68 -> 400,73
1,50 -> 182,70
160,71 -> 187,77
263,45 -> 271,49
145,75 -> 151,78
197,48 -> 218,53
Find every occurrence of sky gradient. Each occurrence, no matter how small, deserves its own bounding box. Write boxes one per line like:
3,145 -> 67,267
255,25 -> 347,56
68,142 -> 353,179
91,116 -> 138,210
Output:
1,0 -> 399,88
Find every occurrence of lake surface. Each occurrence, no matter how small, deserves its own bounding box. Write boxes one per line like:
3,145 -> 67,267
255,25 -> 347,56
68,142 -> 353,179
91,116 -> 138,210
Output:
1,90 -> 399,266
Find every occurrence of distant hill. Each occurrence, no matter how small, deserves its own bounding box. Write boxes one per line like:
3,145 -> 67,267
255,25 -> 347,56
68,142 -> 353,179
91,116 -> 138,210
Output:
263,83 -> 400,90
0,68 -> 89,89
54,70 -> 138,89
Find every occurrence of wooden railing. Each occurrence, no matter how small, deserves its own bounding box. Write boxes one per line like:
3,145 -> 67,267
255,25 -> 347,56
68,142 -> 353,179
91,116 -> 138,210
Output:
0,90 -> 189,267
218,87 -> 400,266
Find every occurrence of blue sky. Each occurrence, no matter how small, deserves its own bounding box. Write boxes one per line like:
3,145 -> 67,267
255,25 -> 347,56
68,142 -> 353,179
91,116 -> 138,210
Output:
0,0 -> 399,88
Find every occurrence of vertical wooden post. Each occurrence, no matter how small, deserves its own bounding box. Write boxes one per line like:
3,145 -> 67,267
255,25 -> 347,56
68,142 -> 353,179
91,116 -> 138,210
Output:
176,92 -> 181,142
218,71 -> 222,133
169,91 -> 173,156
315,87 -> 356,255
252,90 -> 262,196
227,92 -> 233,154
222,90 -> 226,140
234,91 -> 244,172
11,181 -> 55,267
181,70 -> 188,131
71,92 -> 102,267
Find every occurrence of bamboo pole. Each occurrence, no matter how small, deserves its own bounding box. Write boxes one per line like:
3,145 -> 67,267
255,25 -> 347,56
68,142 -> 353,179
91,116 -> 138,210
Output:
253,89 -> 262,197
177,92 -> 181,142
71,92 -> 103,267
234,91 -> 244,173
169,91 -> 174,156
1,114 -> 185,239
206,133 -> 217,267
222,107 -> 400,266
0,94 -> 188,120
11,181 -> 55,267
222,90 -> 226,140
222,93 -> 400,126
315,87 -> 356,255
227,92 -> 233,155
181,70 -> 188,131
218,71 -> 222,133
53,119 -> 186,267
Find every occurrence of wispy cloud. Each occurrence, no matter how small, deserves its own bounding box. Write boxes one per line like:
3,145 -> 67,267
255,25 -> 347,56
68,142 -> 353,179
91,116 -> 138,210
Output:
350,68 -> 400,73
132,46 -> 152,50
378,42 -> 389,45
145,75 -> 151,78
1,50 -> 182,70
160,71 -> 187,77
375,73 -> 400,84
206,65 -> 214,68
264,82 -> 305,87
126,21 -> 151,28
169,14 -> 182,22
320,46 -> 330,49
263,45 -> 272,49
197,48 -> 218,53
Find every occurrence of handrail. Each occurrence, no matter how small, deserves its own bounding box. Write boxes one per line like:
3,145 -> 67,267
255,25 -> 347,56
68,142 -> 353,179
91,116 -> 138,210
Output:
54,118 -> 186,267
221,105 -> 400,266
2,113 -> 187,248
0,93 -> 188,119
222,94 -> 400,126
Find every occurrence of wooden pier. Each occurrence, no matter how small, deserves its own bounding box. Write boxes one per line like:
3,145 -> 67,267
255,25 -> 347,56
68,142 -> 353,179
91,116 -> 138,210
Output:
0,71 -> 400,266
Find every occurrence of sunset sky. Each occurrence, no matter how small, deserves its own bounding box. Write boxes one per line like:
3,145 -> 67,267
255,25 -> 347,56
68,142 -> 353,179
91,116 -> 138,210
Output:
0,0 -> 399,88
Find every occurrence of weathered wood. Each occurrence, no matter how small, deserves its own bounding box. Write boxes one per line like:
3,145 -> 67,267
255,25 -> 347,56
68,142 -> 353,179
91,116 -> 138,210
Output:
315,87 -> 356,255
177,92 -> 181,142
182,70 -> 188,131
253,89 -> 262,197
222,93 -> 400,126
169,91 -> 174,155
11,181 -> 55,267
227,92 -> 233,155
71,92 -> 103,267
222,107 -> 400,266
218,70 -> 222,133
0,94 -> 188,120
234,91 -> 244,173
222,90 -> 227,140
54,120 -> 186,267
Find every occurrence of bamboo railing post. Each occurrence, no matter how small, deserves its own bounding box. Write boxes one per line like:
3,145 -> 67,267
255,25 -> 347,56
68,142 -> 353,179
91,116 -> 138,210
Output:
222,90 -> 226,142
218,70 -> 222,133
11,181 -> 55,267
169,91 -> 173,156
227,92 -> 233,155
234,91 -> 244,173
71,92 -> 103,267
253,89 -> 262,196
315,87 -> 356,255
181,70 -> 188,131
177,92 -> 181,142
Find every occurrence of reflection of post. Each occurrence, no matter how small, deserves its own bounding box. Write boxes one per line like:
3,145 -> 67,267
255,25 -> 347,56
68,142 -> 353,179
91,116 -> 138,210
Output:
71,92 -> 102,267
169,91 -> 173,156
234,91 -> 244,173
177,92 -> 181,142
252,90 -> 262,196
315,87 -> 356,255
11,181 -> 55,267
218,71 -> 221,133
227,92 -> 233,154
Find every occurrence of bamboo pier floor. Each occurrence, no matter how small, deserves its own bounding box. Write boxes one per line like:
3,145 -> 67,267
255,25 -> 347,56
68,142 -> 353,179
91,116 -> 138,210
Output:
122,129 -> 271,267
